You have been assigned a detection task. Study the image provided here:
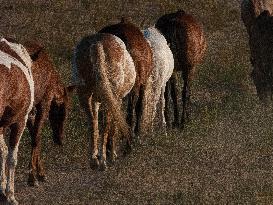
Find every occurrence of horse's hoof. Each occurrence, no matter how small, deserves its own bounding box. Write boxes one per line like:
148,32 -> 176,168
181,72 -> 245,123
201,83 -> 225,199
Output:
90,158 -> 100,170
179,123 -> 185,130
123,143 -> 132,156
7,198 -> 18,205
172,122 -> 179,129
6,193 -> 18,205
110,152 -> 117,163
27,175 -> 39,187
0,191 -> 7,202
99,161 -> 107,171
134,135 -> 142,144
123,149 -> 131,156
37,174 -> 47,182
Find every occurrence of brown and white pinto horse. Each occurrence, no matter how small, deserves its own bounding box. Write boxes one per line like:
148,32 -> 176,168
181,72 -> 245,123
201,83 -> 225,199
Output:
0,38 -> 34,205
23,42 -> 74,186
73,33 -> 136,170
99,18 -> 153,138
241,0 -> 273,34
156,10 -> 207,129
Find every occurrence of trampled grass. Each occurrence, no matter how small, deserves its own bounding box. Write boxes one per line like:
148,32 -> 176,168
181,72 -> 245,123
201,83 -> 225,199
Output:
1,0 -> 273,204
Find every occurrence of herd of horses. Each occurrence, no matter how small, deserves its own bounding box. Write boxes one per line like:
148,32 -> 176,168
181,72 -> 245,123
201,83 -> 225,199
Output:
0,0 -> 272,204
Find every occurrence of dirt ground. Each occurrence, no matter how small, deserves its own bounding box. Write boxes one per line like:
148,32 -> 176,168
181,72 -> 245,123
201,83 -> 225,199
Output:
1,0 -> 273,204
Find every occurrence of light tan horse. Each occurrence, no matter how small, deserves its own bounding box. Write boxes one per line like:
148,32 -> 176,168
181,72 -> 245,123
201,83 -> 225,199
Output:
73,33 -> 136,170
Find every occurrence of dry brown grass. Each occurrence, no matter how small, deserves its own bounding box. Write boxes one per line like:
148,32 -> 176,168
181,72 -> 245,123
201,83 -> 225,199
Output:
2,0 -> 273,204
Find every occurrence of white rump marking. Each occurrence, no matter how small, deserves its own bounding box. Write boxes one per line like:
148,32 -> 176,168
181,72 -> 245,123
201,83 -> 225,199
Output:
112,35 -> 136,97
0,134 -> 7,194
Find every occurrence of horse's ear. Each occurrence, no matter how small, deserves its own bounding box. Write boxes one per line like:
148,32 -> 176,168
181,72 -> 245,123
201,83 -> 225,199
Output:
66,85 -> 76,94
176,9 -> 185,15
30,49 -> 42,61
260,10 -> 271,18
121,16 -> 132,24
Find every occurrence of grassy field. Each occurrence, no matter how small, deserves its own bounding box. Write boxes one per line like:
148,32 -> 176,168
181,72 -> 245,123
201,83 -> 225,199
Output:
2,0 -> 273,204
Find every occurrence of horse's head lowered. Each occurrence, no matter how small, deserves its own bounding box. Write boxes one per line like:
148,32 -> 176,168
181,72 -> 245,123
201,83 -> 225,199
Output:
49,83 -> 75,145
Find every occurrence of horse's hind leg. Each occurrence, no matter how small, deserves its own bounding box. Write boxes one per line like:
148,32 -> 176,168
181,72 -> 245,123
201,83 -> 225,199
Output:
6,120 -> 27,205
0,128 -> 8,202
126,91 -> 138,140
88,96 -> 101,170
160,86 -> 167,136
79,93 -> 100,169
164,80 -> 171,128
110,125 -> 118,163
27,101 -> 51,186
101,111 -> 111,171
181,67 -> 192,128
134,85 -> 145,138
126,92 -> 135,131
170,72 -> 179,128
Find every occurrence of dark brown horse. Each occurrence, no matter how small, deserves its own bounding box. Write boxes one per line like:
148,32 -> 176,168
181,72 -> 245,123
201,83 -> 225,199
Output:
0,38 -> 34,205
156,10 -> 207,129
248,10 -> 273,102
73,33 -> 136,170
99,18 -> 153,138
23,41 -> 74,186
241,0 -> 273,35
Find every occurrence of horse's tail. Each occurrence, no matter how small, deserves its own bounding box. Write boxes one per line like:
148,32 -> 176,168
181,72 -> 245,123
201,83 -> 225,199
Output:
95,42 -> 132,144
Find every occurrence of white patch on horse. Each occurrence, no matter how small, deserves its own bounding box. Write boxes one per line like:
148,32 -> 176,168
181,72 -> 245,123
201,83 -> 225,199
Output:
140,27 -> 174,134
0,39 -> 34,115
6,141 -> 21,205
1,38 -> 32,68
0,134 -> 7,194
113,36 -> 136,97
123,50 -> 135,97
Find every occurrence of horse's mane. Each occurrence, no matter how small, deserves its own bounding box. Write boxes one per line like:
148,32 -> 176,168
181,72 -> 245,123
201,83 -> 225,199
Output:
24,41 -> 44,61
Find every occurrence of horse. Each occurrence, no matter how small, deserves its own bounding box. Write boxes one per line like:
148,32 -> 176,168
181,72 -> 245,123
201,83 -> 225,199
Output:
140,27 -> 174,136
248,10 -> 273,102
0,37 -> 34,205
99,18 -> 153,138
72,33 -> 136,170
241,0 -> 273,35
155,10 -> 207,129
23,41 -> 74,187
